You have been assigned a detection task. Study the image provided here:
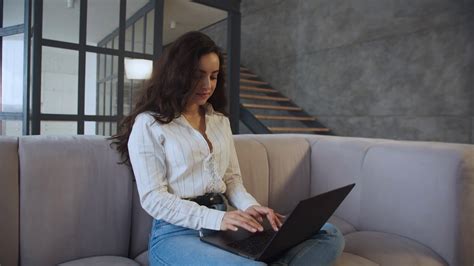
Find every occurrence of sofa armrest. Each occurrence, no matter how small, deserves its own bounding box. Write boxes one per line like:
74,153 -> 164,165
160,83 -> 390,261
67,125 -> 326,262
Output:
0,137 -> 19,266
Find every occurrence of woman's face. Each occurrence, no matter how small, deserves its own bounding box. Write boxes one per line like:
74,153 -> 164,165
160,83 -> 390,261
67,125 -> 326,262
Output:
188,52 -> 220,108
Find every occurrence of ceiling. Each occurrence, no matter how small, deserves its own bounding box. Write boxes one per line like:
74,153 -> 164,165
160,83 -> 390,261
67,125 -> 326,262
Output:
162,0 -> 227,45
4,0 -> 227,46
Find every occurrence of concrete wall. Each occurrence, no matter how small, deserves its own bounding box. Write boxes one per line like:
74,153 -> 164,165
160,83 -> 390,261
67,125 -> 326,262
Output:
203,0 -> 474,143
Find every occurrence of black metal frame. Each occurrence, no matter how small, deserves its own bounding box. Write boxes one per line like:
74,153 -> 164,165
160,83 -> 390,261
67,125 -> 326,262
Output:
42,39 -> 153,59
0,112 -> 23,120
153,0 -> 163,60
116,0 -> 126,134
77,0 -> 87,134
2,0 -> 238,136
94,0 -> 159,135
23,0 -> 31,134
27,0 -> 164,135
97,1 -> 154,48
30,0 -> 42,134
227,10 -> 241,133
192,0 -> 240,13
239,107 -> 271,134
0,24 -> 24,36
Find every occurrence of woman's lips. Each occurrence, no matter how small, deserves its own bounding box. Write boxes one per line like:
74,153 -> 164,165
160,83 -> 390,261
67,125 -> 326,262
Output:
196,92 -> 210,98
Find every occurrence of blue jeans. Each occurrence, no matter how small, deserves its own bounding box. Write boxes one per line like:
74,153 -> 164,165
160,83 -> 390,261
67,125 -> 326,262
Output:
148,219 -> 345,266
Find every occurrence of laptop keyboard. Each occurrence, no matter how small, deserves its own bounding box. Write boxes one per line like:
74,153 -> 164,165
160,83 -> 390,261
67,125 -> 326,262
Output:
227,230 -> 276,256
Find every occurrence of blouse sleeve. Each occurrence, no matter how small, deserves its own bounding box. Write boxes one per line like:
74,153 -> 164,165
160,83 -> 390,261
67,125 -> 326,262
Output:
128,113 -> 225,230
222,118 -> 261,211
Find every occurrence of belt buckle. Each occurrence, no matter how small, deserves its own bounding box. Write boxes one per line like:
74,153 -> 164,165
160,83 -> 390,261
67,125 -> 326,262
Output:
208,193 -> 223,205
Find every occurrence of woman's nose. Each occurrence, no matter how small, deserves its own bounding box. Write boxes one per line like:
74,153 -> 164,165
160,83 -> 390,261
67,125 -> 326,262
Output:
202,76 -> 211,89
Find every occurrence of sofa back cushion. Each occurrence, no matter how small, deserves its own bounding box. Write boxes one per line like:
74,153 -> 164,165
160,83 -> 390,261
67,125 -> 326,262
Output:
233,136 -> 270,206
0,137 -> 19,266
308,136 -> 383,228
249,135 -> 311,214
19,136 -> 134,266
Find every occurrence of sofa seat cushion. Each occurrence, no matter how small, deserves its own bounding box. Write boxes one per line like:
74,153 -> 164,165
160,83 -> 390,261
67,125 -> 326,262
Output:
336,252 -> 379,266
343,231 -> 447,266
135,251 -> 148,266
124,232 -> 448,266
58,256 -> 140,266
328,215 -> 357,235
135,250 -> 376,266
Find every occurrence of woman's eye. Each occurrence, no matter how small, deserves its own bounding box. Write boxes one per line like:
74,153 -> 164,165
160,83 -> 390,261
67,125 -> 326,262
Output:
194,73 -> 217,81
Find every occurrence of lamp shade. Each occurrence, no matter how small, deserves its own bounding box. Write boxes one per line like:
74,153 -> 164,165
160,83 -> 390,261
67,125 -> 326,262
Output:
124,58 -> 153,80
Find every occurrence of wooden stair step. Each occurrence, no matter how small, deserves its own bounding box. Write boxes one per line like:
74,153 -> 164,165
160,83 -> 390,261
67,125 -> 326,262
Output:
255,115 -> 316,121
269,127 -> 330,133
223,66 -> 250,71
240,94 -> 290,101
240,78 -> 268,85
240,86 -> 277,93
240,72 -> 258,78
241,103 -> 302,111
221,61 -> 252,73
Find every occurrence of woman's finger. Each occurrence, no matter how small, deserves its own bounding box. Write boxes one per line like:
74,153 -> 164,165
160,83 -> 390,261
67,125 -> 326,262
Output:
228,211 -> 262,231
245,207 -> 264,222
275,213 -> 285,226
267,209 -> 282,230
275,215 -> 283,228
271,215 -> 282,229
236,211 -> 263,231
246,206 -> 285,231
227,224 -> 239,231
221,216 -> 239,231
275,213 -> 286,219
264,212 -> 279,231
245,207 -> 259,218
253,206 -> 270,215
229,214 -> 260,233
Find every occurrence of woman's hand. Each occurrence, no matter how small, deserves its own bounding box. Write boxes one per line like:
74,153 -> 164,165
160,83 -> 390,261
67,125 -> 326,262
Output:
245,205 -> 285,231
220,210 -> 264,233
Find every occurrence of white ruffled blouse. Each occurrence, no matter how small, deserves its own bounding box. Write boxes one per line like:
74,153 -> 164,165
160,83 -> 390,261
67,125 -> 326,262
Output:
128,105 -> 260,230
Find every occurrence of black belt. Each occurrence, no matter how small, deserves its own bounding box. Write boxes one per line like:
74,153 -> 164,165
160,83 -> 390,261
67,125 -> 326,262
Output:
186,193 -> 226,210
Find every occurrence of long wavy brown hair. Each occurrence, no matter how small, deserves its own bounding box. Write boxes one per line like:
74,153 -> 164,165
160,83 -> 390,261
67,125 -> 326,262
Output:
110,31 -> 227,164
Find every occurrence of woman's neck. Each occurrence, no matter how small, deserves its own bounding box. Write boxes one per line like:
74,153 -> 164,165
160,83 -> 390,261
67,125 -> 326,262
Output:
183,104 -> 203,118
183,104 -> 206,133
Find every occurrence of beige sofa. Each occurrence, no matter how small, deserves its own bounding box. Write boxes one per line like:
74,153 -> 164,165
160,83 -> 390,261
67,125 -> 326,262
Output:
1,134 -> 473,266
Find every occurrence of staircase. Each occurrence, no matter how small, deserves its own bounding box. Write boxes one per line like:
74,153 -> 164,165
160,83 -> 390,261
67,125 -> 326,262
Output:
224,56 -> 332,135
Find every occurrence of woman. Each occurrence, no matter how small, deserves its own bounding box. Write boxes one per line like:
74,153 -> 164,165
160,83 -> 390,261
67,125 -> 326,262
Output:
112,31 -> 344,265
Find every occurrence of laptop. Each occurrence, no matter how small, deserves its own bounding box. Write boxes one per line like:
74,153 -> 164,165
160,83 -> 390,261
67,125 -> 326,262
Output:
200,183 -> 355,263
